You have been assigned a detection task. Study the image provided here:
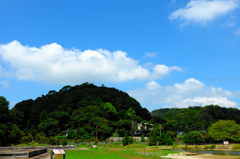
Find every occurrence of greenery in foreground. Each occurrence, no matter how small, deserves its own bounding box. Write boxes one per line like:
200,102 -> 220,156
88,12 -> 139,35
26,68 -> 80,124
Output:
58,147 -> 179,159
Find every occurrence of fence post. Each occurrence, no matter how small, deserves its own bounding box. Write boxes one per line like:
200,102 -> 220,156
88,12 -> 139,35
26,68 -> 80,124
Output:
51,150 -> 53,159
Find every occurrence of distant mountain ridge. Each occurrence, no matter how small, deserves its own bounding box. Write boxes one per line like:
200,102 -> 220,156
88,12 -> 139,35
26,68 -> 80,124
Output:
151,105 -> 240,132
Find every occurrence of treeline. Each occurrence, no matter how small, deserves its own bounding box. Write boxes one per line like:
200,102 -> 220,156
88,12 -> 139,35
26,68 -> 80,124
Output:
2,82 -> 240,146
151,105 -> 240,132
0,82 -> 152,145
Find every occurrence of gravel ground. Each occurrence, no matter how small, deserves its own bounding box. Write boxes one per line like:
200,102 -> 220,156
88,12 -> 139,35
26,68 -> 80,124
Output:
161,152 -> 240,159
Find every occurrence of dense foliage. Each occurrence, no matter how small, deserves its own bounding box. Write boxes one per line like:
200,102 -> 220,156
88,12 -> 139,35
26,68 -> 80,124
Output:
208,120 -> 240,142
183,131 -> 204,145
1,83 -> 152,145
0,96 -> 21,145
151,105 -> 240,132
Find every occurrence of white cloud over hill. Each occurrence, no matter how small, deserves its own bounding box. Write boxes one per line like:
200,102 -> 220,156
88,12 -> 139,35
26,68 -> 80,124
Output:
0,40 -> 183,84
128,78 -> 240,109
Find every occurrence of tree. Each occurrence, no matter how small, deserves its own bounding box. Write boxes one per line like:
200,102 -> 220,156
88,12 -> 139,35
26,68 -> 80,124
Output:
149,131 -> 158,146
183,131 -> 204,145
159,131 -> 174,145
141,135 -> 144,142
0,96 -> 10,122
124,107 -> 142,134
98,125 -> 112,141
208,120 -> 240,142
76,127 -> 87,139
0,96 -> 21,145
67,128 -> 75,139
122,132 -> 129,146
38,118 -> 60,136
117,120 -> 132,136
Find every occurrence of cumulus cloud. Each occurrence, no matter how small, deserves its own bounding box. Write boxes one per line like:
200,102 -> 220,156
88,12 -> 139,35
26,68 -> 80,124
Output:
182,97 -> 237,107
169,0 -> 239,25
0,40 -> 183,84
152,65 -> 183,79
146,81 -> 161,90
128,78 -> 240,109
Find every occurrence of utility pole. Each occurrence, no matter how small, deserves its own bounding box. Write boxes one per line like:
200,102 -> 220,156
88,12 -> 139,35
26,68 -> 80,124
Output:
96,125 -> 98,140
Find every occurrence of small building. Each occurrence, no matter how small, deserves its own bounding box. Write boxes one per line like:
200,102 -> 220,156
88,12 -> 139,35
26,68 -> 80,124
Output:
135,122 -> 154,135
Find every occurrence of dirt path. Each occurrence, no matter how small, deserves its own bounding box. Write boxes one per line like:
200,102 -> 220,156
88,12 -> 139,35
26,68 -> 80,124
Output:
161,152 -> 240,159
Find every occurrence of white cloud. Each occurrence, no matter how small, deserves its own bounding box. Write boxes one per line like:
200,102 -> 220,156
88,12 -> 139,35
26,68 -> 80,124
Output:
152,65 -> 183,78
0,80 -> 9,88
169,0 -> 239,25
0,40 -> 183,84
128,78 -> 240,109
182,97 -> 237,107
234,28 -> 240,35
145,52 -> 157,57
146,81 -> 161,90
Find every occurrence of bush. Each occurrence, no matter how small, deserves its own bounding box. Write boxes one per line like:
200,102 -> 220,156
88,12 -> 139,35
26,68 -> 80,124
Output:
129,136 -> 134,144
74,139 -> 80,143
159,131 -> 173,146
47,137 -> 60,145
210,144 -> 215,149
61,138 -> 68,146
149,132 -> 158,146
67,129 -> 75,139
141,135 -> 144,142
233,144 -> 240,149
183,131 -> 204,145
122,132 -> 129,146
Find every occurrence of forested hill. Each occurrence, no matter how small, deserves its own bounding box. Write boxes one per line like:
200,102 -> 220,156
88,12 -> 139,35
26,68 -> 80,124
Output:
13,82 -> 151,137
151,105 -> 240,132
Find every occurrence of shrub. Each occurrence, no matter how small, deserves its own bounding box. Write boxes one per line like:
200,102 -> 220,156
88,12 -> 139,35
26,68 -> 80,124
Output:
149,132 -> 158,146
183,131 -> 204,145
74,139 -> 80,143
122,132 -> 129,146
233,144 -> 240,149
159,131 -> 173,146
129,136 -> 134,144
61,138 -> 67,146
141,135 -> 144,142
210,144 -> 215,149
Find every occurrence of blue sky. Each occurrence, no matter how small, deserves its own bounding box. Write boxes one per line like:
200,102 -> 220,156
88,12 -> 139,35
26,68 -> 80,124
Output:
0,0 -> 240,111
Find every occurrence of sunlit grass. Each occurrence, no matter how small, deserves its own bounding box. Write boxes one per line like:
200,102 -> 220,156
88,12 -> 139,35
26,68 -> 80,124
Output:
58,146 -> 180,159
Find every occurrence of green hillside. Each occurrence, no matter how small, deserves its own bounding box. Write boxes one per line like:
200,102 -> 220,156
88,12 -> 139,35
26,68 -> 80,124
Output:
151,105 -> 240,132
12,82 -> 151,139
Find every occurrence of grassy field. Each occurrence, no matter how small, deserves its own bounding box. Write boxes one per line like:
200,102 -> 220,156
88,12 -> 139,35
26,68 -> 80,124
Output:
57,147 -> 179,159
